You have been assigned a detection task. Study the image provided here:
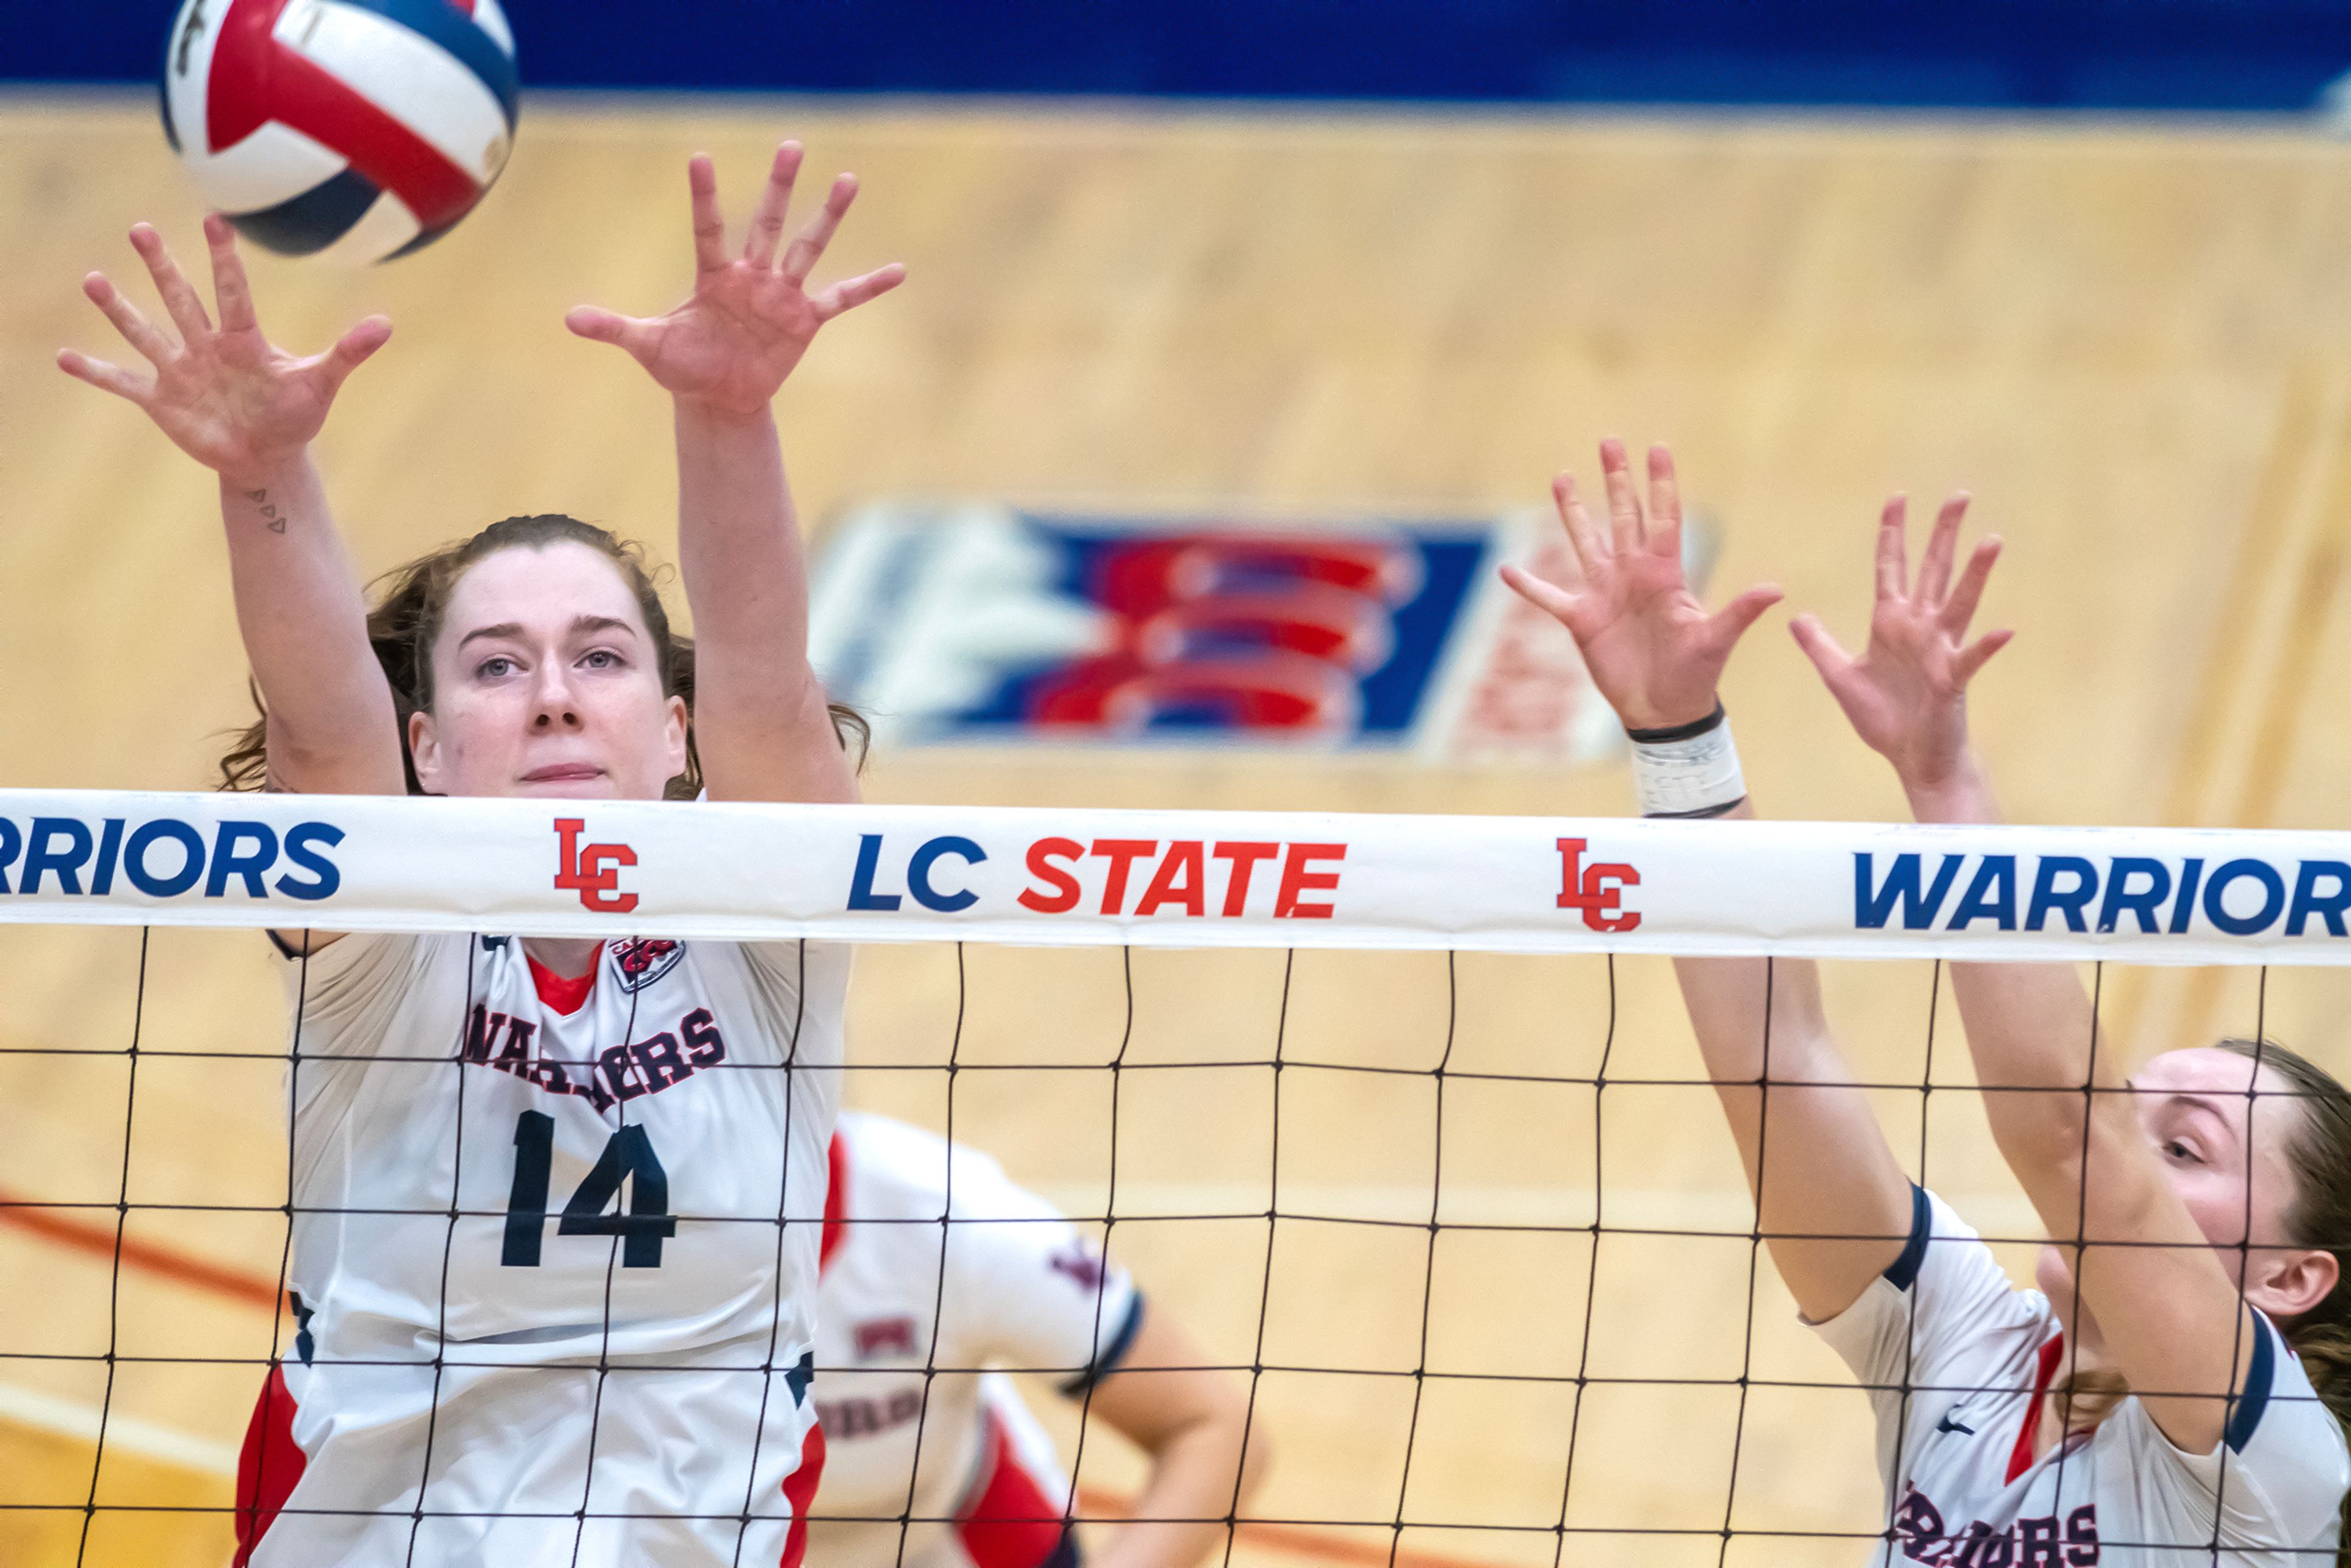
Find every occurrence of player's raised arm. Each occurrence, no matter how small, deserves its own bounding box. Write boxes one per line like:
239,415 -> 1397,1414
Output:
566,141 -> 903,805
1792,496 -> 2304,1457
1502,439 -> 1916,1322
57,217 -> 401,797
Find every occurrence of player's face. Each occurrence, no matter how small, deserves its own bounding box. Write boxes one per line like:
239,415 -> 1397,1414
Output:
408,542 -> 688,800
2035,1046 -> 2308,1346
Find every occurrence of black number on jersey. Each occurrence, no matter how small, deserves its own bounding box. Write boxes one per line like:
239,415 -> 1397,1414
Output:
501,1110 -> 678,1269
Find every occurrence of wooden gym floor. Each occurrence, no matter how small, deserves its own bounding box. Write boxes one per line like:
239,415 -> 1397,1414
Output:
5,91 -> 2351,1566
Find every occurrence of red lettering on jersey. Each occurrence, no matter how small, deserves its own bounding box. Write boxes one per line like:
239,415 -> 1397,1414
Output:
853,1315 -> 918,1357
1556,838 -> 1641,932
553,818 -> 639,913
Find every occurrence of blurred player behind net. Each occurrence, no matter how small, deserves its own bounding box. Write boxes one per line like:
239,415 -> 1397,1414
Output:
812,1111 -> 1269,1568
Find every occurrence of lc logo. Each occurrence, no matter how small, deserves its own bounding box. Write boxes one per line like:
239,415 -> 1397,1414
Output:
555,819 -> 639,913
1557,838 -> 1640,932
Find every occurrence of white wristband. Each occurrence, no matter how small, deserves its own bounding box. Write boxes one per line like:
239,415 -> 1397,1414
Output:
1627,706 -> 1747,819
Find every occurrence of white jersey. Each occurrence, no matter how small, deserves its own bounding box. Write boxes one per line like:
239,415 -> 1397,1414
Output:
236,931 -> 847,1568
810,1112 -> 1143,1568
1813,1187 -> 2349,1566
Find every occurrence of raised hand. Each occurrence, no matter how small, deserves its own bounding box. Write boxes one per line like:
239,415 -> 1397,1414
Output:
1501,440 -> 1783,731
566,142 -> 905,415
55,216 -> 391,483
1789,493 -> 2012,792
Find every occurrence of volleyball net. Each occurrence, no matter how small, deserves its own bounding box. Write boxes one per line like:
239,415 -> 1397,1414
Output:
1,788 -> 2345,1567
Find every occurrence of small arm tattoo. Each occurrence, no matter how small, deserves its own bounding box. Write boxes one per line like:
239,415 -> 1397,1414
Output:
244,487 -> 286,533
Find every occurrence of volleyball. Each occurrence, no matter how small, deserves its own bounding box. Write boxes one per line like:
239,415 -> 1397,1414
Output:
159,0 -> 519,264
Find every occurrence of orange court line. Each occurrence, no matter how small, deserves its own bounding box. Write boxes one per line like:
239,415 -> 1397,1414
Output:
1075,1487 -> 1510,1568
0,1190 -> 1507,1568
0,1187 -> 283,1313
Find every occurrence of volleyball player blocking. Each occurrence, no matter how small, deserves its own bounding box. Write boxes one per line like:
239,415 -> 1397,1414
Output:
59,143 -> 899,1567
1504,441 -> 2351,1564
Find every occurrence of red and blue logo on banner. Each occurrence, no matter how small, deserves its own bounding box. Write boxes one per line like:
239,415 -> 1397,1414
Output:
811,508 -> 1493,746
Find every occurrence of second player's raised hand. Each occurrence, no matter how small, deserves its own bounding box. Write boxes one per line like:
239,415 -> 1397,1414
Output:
1789,493 -> 2012,792
1502,440 -> 1783,732
566,141 -> 906,416
56,216 -> 392,483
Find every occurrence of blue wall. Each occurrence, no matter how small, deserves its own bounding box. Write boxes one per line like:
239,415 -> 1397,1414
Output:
16,2 -> 2351,111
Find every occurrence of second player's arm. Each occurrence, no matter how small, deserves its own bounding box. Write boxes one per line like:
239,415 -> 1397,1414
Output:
1505,440 -> 1914,1322
1077,1307 -> 1269,1568
1796,492 -> 2256,1454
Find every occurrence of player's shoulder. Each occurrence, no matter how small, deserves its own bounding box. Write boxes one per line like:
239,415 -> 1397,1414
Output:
2231,1315 -> 2351,1522
838,1112 -> 1030,1217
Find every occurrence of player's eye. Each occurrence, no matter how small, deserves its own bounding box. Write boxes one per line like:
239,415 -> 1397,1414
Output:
476,655 -> 518,680
2162,1138 -> 2203,1165
579,648 -> 623,670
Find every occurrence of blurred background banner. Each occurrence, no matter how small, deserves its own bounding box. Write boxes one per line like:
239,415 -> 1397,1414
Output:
15,1 -> 2351,113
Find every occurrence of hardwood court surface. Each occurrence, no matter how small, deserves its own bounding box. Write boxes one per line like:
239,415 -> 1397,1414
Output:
6,92 -> 2351,1566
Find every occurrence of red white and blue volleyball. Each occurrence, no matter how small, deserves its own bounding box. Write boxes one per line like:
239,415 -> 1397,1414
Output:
160,0 -> 519,264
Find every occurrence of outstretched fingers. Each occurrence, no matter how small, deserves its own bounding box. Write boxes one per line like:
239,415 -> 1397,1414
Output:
1551,471 -> 1607,572
1789,612 -> 1858,686
1499,562 -> 1585,628
1597,437 -> 1645,550
80,272 -> 175,367
1703,583 -> 1785,655
1954,626 -> 2015,685
203,214 -> 260,335
743,141 -> 804,270
1940,535 -> 2003,637
315,315 -> 392,394
55,347 -> 154,403
564,305 -> 661,361
1644,443 -> 1682,559
129,223 -> 214,346
1916,492 -> 1971,606
686,154 -> 728,274
1874,495 -> 1910,603
812,262 -> 906,321
781,173 -> 858,286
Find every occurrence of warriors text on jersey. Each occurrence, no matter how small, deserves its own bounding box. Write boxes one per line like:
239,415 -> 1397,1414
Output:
233,931 -> 847,1568
1813,1187 -> 2349,1566
810,1112 -> 1144,1568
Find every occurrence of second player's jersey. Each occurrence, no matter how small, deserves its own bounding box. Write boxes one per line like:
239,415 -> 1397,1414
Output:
811,1112 -> 1143,1568
280,931 -> 847,1366
1813,1187 -> 2349,1566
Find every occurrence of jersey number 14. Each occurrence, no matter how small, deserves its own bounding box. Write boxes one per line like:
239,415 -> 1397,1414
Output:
501,1110 -> 677,1269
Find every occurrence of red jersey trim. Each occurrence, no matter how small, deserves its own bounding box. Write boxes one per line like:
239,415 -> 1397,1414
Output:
820,1131 -> 849,1275
232,1363 -> 307,1566
527,944 -> 602,1016
956,1405 -> 1068,1568
2005,1332 -> 2068,1484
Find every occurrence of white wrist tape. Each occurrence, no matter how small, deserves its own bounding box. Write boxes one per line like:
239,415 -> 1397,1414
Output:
1627,705 -> 1747,819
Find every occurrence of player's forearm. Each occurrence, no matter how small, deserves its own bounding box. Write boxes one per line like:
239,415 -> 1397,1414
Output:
670,399 -> 850,799
1089,1413 -> 1264,1568
672,398 -> 813,681
217,453 -> 400,792
1899,749 -> 2118,1172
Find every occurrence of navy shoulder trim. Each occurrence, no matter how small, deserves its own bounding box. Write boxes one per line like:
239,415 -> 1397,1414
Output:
2224,1310 -> 2278,1454
1060,1291 -> 1146,1396
1883,1184 -> 1933,1291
